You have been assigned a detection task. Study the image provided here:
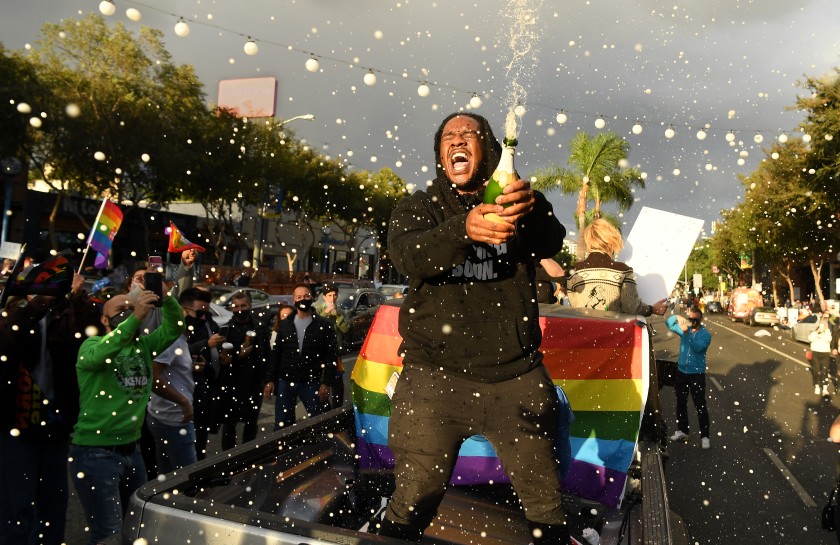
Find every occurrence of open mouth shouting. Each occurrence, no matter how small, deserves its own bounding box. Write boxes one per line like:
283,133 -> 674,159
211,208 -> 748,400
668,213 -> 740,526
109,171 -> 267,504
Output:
439,116 -> 484,190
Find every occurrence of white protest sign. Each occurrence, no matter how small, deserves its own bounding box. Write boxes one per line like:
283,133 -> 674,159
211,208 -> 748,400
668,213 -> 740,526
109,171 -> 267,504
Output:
0,241 -> 22,260
617,207 -> 704,304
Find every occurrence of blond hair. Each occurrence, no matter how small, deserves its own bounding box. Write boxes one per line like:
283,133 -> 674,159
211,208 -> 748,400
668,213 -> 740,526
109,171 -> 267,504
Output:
584,219 -> 623,256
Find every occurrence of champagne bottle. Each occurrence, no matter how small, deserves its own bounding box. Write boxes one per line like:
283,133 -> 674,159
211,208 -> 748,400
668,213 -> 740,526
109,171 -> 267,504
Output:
483,137 -> 517,224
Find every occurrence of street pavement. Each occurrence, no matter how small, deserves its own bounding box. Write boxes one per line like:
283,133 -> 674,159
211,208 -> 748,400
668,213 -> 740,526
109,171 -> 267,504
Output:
652,312 -> 840,544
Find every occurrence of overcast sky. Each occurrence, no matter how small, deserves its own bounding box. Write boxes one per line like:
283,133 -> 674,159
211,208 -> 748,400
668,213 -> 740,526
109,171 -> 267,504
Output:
3,0 -> 840,236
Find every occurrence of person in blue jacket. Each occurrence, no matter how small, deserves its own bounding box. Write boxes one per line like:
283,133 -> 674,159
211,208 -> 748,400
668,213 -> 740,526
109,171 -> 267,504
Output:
666,306 -> 713,449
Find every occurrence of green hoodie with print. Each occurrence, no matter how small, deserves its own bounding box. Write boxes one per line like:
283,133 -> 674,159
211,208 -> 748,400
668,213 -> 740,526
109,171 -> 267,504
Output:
72,296 -> 185,446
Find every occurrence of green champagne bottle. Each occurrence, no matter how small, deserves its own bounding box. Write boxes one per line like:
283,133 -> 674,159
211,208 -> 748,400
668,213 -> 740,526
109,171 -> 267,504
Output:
483,137 -> 517,224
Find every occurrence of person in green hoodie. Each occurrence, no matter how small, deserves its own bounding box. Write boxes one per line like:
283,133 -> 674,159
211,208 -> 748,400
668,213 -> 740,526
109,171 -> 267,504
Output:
69,290 -> 185,545
377,113 -> 570,544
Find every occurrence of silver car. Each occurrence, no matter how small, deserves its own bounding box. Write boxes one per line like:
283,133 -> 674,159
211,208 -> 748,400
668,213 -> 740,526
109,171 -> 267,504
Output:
791,314 -> 819,343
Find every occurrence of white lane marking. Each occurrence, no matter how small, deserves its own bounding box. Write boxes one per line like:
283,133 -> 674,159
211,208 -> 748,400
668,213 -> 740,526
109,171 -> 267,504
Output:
709,321 -> 810,369
763,448 -> 817,508
708,376 -> 723,392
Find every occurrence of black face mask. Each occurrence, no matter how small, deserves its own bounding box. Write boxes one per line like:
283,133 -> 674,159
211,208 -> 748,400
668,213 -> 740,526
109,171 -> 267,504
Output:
234,309 -> 252,322
185,316 -> 206,332
690,318 -> 701,328
296,299 -> 314,312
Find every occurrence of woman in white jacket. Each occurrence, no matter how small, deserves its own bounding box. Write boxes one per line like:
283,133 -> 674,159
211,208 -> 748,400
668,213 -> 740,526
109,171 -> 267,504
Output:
808,312 -> 833,396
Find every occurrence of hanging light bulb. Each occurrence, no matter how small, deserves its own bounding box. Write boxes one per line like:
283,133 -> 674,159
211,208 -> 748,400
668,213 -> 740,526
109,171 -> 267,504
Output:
417,82 -> 430,97
696,129 -> 707,140
174,18 -> 190,37
726,131 -> 736,142
556,111 -> 568,124
753,133 -> 763,144
244,38 -> 259,56
363,70 -> 377,86
664,125 -> 675,139
305,57 -> 320,72
632,122 -> 643,135
594,116 -> 606,129
99,0 -> 116,16
469,94 -> 482,109
126,7 -> 141,21
777,132 -> 788,143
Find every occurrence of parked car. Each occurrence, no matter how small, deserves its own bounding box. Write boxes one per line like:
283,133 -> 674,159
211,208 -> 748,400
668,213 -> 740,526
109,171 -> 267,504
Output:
745,306 -> 780,327
791,314 -> 820,342
207,302 -> 232,327
335,287 -> 387,351
377,284 -> 409,299
705,300 -> 724,314
198,284 -> 285,311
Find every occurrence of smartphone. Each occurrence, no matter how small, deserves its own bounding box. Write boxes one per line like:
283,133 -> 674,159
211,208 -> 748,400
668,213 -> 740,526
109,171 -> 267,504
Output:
148,255 -> 163,272
219,325 -> 230,338
144,271 -> 163,306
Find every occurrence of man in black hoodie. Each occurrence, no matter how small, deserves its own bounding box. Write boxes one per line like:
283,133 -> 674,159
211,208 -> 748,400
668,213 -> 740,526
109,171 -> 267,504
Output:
379,113 -> 569,543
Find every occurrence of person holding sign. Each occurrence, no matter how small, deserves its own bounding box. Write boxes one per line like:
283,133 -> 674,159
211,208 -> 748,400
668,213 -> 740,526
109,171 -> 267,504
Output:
567,219 -> 668,316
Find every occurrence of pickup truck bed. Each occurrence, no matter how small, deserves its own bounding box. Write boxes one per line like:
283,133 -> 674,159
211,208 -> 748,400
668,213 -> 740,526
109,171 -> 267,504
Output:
121,305 -> 687,545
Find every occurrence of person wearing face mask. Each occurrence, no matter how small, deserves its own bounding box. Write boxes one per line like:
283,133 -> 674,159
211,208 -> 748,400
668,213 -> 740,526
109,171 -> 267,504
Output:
263,284 -> 337,430
313,284 -> 350,407
665,306 -> 713,449
69,290 -> 184,545
181,288 -> 225,460
217,291 -> 270,451
567,219 -> 669,316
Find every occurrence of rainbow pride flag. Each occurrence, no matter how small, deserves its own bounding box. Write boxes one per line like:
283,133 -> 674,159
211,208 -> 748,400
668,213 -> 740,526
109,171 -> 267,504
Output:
87,199 -> 123,269
351,303 -> 649,508
168,221 -> 206,253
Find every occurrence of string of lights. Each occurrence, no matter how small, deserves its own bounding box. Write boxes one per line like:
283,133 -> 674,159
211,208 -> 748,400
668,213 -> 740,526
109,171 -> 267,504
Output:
95,0 -> 822,151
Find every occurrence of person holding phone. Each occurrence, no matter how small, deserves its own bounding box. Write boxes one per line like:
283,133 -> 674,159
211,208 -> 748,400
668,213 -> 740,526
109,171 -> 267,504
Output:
69,289 -> 185,544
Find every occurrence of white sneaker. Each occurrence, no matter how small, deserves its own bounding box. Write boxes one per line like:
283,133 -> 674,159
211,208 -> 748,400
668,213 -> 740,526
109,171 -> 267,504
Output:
701,437 -> 710,449
815,385 -> 822,395
670,430 -> 689,442
823,385 -> 830,396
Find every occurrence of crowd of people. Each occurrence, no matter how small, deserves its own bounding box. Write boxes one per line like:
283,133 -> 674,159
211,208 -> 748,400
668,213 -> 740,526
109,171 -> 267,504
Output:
0,247 -> 349,545
1,112 -> 722,545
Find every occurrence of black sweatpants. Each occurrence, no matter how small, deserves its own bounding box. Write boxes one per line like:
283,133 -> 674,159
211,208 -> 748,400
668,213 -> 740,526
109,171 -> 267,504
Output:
674,370 -> 710,438
384,363 -> 566,532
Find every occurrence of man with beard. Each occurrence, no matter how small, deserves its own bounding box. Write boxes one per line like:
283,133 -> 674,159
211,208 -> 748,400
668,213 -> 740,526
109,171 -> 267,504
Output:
263,284 -> 337,429
69,290 -> 184,545
218,291 -> 270,451
181,288 -> 225,460
378,113 -> 570,544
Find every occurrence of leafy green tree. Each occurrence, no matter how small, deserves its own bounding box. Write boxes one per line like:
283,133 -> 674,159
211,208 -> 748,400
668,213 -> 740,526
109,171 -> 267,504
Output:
532,131 -> 644,259
25,14 -> 210,255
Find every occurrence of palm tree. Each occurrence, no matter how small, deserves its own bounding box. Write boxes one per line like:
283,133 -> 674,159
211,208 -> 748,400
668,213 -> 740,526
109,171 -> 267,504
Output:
532,131 -> 644,260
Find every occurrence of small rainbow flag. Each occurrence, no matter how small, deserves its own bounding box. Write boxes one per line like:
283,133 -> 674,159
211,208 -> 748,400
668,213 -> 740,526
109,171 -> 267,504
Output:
351,304 -> 649,508
167,221 -> 206,253
87,199 -> 123,269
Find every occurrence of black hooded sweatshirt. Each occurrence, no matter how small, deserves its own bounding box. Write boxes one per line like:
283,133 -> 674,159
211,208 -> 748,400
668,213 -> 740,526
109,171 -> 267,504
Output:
387,114 -> 566,383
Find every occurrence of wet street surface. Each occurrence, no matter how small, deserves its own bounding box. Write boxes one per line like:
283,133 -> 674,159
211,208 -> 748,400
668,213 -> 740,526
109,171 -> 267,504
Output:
653,313 -> 840,544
